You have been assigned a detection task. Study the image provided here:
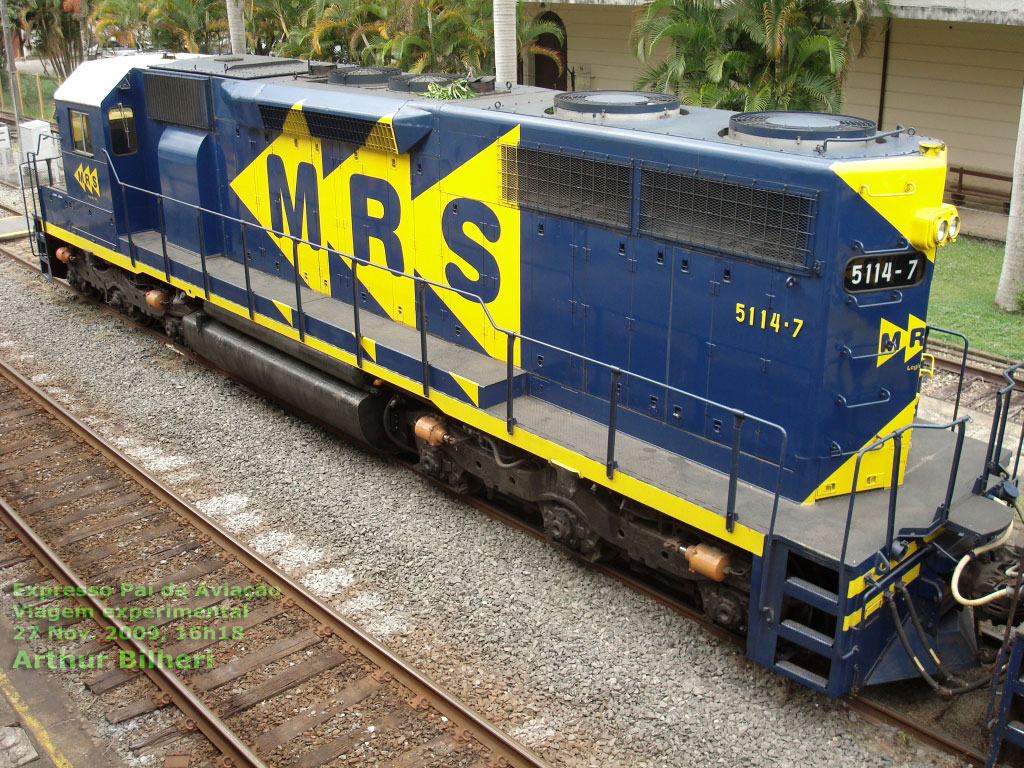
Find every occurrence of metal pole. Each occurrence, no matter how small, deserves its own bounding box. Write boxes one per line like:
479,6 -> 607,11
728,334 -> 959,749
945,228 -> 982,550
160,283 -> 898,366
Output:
351,259 -> 362,367
418,280 -> 429,396
725,413 -> 745,532
240,223 -> 254,320
292,238 -> 305,341
157,196 -> 170,281
0,0 -> 24,130
196,209 -> 210,300
506,333 -> 516,434
606,369 -> 621,479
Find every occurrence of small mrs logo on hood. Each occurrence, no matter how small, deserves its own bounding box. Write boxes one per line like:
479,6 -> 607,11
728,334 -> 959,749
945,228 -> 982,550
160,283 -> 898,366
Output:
73,163 -> 99,198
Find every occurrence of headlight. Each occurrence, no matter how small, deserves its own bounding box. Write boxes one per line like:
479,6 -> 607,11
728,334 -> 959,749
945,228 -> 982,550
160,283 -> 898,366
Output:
910,203 -> 959,250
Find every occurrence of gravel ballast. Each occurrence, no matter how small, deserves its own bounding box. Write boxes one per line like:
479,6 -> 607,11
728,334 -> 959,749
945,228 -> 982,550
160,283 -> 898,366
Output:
0,247 -> 964,767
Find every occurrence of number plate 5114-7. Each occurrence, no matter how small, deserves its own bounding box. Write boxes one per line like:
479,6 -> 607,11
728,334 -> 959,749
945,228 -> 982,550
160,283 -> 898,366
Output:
844,252 -> 925,293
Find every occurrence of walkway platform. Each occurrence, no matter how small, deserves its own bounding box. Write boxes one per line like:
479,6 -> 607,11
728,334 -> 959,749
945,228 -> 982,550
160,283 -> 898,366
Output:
124,229 -> 1008,569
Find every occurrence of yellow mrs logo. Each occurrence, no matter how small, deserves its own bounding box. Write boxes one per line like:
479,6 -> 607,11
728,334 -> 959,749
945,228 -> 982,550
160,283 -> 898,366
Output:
877,314 -> 926,367
73,163 -> 99,198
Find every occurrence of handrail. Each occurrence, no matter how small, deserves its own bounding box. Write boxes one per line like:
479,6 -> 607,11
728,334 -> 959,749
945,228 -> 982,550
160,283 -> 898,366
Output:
976,360 -> 1024,494
833,416 -> 969,654
815,125 -> 910,155
75,152 -> 792,541
923,326 -> 969,421
835,388 -> 890,409
845,290 -> 903,309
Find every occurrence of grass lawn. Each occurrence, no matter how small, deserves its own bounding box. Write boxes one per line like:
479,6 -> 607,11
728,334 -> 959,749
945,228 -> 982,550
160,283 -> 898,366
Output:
928,237 -> 1024,361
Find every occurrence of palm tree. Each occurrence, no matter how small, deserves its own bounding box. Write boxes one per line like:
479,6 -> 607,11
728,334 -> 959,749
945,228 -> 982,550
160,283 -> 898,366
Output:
632,0 -> 880,112
148,0 -> 227,53
90,0 -> 149,49
20,0 -> 83,80
514,3 -> 564,78
632,0 -> 740,103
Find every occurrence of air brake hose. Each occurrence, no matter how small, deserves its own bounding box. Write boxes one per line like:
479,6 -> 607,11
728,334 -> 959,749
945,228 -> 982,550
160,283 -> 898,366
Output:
951,516 -> 1016,607
885,593 -> 991,698
895,582 -> 967,686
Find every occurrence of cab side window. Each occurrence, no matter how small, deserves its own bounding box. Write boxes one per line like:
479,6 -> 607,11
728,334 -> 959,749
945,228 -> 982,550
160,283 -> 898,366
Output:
69,109 -> 92,155
108,105 -> 137,156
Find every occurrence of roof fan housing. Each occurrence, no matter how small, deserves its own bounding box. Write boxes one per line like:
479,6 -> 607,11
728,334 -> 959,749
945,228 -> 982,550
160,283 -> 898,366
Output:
389,73 -> 460,93
729,111 -> 877,148
329,66 -> 402,87
553,91 -> 680,123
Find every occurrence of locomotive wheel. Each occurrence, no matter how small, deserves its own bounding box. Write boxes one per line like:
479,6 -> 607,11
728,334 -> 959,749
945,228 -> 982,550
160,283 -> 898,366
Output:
541,503 -> 605,562
106,287 -> 128,314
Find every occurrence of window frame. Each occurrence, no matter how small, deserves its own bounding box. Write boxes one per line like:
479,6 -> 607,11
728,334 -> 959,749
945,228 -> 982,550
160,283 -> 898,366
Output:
107,103 -> 137,156
68,108 -> 93,156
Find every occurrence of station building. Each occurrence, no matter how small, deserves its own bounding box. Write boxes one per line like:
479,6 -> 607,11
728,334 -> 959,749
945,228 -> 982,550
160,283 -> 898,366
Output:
520,0 -> 1023,208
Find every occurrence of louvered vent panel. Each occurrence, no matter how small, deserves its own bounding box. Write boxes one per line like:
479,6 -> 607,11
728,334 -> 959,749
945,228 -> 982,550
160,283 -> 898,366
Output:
500,145 -> 632,230
142,72 -> 211,130
258,105 -> 398,153
639,169 -> 815,267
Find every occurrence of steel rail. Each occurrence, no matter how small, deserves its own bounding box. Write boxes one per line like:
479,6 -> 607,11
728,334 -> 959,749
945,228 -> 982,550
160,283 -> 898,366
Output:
0,363 -> 267,768
0,238 -> 992,767
429,480 -> 988,767
0,357 -> 553,768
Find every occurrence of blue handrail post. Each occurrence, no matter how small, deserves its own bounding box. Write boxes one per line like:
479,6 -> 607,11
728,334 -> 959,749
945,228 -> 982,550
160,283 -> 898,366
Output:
885,434 -> 903,558
351,258 -> 362,367
726,413 -> 745,532
506,333 -> 516,435
240,222 -> 255,321
157,196 -> 170,282
938,421 -> 965,523
418,279 -> 429,396
119,182 -> 136,268
196,209 -> 210,300
606,368 -> 621,479
291,237 -> 305,342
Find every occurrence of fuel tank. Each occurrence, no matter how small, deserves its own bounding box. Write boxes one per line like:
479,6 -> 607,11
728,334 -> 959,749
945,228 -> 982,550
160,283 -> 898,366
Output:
182,312 -> 390,450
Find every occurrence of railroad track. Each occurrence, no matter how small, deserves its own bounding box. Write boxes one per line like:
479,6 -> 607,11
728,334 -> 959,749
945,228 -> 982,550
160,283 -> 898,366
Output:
927,338 -> 1023,386
0,357 -> 551,768
0,234 -> 1006,767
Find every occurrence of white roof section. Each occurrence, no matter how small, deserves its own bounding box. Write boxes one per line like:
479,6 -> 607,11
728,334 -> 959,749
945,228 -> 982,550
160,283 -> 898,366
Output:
54,53 -> 206,108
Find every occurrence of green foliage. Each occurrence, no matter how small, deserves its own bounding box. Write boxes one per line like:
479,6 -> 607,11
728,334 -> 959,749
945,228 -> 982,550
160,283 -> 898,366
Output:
425,77 -> 472,99
90,0 -> 227,53
631,0 -> 885,112
80,0 -> 565,77
928,238 -> 1024,359
1017,284 -> 1024,315
19,0 -> 84,81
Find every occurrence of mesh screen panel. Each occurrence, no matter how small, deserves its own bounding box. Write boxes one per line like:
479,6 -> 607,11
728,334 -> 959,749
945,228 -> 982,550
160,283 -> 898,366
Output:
142,72 -> 211,130
500,145 -> 632,230
258,105 -> 398,153
639,168 -> 815,266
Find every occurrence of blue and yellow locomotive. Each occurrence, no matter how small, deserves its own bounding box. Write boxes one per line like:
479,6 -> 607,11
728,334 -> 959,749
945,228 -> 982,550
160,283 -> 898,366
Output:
30,53 -> 1020,697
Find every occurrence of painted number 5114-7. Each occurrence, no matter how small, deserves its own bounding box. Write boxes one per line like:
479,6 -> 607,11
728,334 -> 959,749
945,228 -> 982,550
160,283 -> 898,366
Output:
734,303 -> 804,338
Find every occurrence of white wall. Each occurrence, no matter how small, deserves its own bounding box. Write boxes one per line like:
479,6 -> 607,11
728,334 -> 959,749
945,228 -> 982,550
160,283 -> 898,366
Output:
845,19 -> 1023,182
525,5 -> 1023,182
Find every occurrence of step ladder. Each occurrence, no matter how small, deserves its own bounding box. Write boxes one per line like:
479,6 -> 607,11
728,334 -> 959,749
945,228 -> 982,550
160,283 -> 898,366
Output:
753,538 -> 846,696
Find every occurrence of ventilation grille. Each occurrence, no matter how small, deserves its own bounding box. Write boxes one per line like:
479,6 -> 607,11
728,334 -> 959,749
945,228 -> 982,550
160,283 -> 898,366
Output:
500,145 -> 632,230
639,168 -> 815,266
258,104 -> 397,153
142,72 -> 211,130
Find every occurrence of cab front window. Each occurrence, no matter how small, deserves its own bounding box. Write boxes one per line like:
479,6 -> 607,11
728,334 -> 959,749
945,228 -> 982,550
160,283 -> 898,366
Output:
108,105 -> 136,155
